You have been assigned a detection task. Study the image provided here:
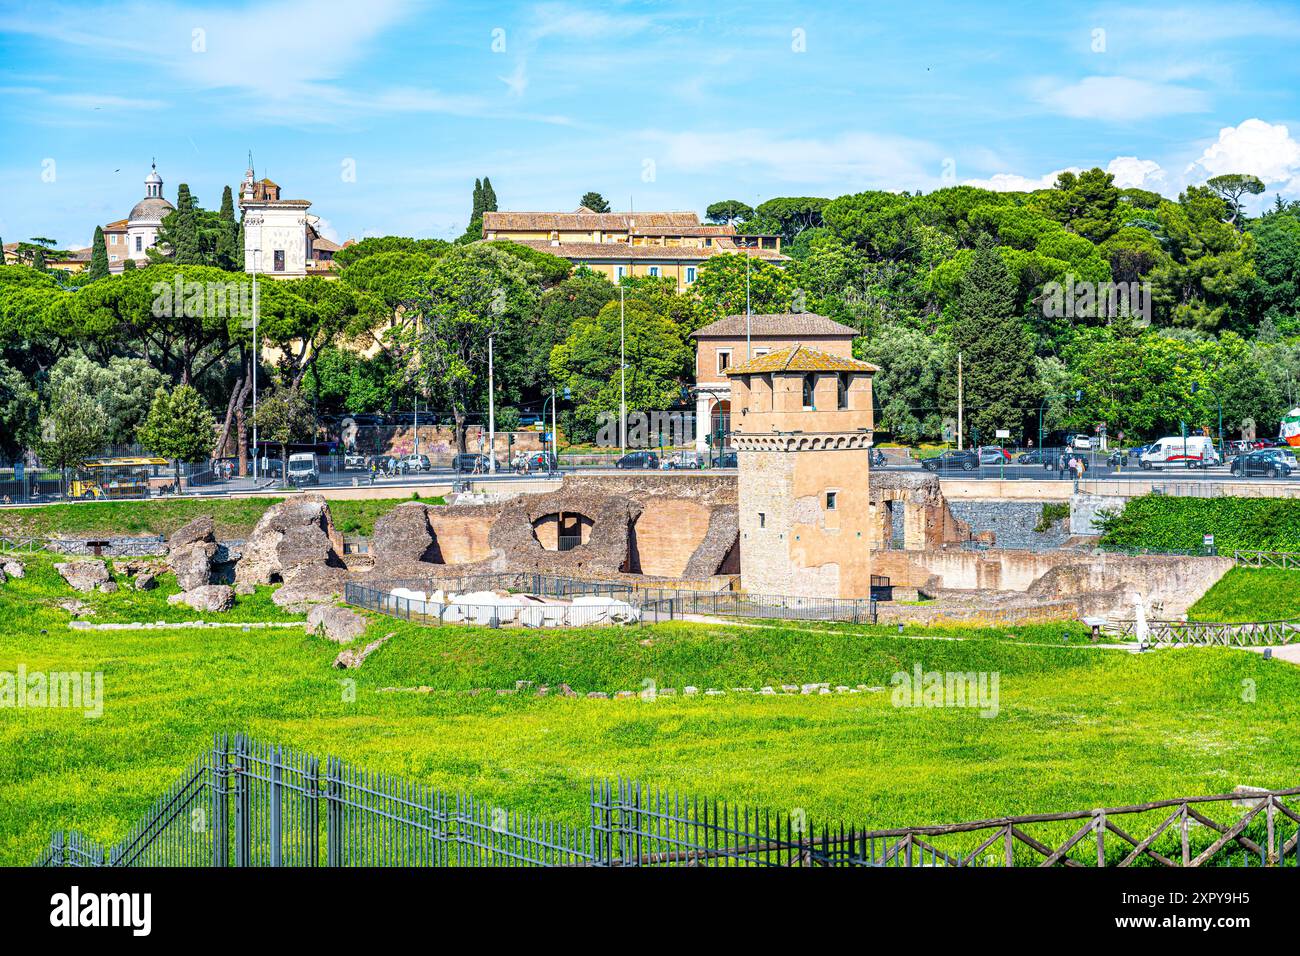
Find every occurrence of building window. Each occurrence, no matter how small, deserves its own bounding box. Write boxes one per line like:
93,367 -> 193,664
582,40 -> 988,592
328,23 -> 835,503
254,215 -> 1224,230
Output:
802,373 -> 816,410
685,266 -> 696,284
754,348 -> 769,357
758,512 -> 766,529
109,254 -> 118,262
837,373 -> 850,410
826,491 -> 837,511
648,266 -> 659,277
135,236 -> 142,252
615,265 -> 626,280
717,350 -> 732,374
274,250 -> 285,272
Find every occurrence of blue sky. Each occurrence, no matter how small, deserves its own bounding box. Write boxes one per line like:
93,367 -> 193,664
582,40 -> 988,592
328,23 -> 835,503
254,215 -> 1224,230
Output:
3,0 -> 1300,248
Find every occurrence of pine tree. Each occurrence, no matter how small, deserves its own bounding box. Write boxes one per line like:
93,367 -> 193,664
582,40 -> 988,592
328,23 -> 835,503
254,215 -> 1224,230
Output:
32,248 -> 45,271
87,226 -> 109,280
949,235 -> 1037,443
580,191 -> 610,213
216,185 -> 238,270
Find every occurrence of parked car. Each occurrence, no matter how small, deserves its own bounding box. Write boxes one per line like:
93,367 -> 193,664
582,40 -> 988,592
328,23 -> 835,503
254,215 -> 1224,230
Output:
397,453 -> 431,474
921,449 -> 978,473
615,451 -> 660,470
1230,449 -> 1294,479
712,450 -> 738,468
1067,434 -> 1094,450
1017,448 -> 1056,466
452,453 -> 499,474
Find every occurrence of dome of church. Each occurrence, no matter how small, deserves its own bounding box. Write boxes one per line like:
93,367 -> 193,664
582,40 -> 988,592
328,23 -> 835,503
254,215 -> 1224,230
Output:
128,196 -> 174,225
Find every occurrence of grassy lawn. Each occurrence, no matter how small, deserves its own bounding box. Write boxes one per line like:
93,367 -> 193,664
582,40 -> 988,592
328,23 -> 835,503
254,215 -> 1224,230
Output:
1188,567 -> 1300,623
0,495 -> 443,540
3,553 -> 1298,865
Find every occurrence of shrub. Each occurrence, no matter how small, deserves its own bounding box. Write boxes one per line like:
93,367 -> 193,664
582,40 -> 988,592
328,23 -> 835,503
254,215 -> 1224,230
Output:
1098,494 -> 1300,553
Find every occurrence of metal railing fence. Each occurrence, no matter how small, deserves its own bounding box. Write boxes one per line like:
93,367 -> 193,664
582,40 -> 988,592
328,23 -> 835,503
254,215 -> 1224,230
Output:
36,734 -> 1300,868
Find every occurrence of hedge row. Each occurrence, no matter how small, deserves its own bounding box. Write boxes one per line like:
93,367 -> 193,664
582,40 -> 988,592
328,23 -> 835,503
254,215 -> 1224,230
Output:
1097,494 -> 1300,554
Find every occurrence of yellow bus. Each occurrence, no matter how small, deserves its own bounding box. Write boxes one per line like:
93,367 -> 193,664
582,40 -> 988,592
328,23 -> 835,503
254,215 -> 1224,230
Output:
69,457 -> 170,499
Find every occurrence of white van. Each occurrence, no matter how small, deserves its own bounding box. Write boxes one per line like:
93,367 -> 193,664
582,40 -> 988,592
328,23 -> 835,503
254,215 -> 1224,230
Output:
287,452 -> 319,484
1139,436 -> 1219,469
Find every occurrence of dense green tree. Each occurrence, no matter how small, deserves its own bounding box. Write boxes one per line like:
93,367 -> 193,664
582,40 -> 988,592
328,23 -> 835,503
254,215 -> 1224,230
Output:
0,359 -> 39,459
1207,174 -> 1265,228
36,386 -> 108,490
138,384 -> 216,487
856,324 -> 947,442
49,354 -> 166,445
250,384 -> 313,482
579,191 -> 611,213
87,226 -> 109,281
705,200 -> 754,225
690,252 -> 796,323
548,298 -> 692,443
946,236 -> 1038,441
395,244 -> 539,451
1034,168 -> 1120,244
215,185 -> 239,270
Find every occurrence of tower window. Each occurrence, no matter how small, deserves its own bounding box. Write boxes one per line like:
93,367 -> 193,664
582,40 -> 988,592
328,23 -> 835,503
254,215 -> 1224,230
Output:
758,513 -> 766,528
274,250 -> 285,272
826,492 -> 837,511
837,373 -> 850,409
802,373 -> 816,410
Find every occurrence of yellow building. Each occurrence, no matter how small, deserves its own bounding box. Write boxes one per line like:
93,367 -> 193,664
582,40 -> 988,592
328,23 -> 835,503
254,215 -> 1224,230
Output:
482,207 -> 786,291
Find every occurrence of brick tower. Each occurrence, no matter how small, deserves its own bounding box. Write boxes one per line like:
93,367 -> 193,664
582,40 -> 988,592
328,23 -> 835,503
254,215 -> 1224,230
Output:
726,345 -> 879,598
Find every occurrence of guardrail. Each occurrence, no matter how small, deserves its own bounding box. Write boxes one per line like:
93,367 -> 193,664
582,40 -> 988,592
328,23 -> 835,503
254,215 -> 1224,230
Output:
1102,617 -> 1300,646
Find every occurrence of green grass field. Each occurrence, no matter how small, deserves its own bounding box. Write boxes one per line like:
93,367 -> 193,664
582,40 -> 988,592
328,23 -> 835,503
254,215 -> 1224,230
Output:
3,554 -> 1298,866
1188,566 -> 1300,622
0,495 -> 444,540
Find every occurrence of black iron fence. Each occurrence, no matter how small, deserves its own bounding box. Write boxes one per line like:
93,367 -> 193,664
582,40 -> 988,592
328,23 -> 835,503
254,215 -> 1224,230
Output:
36,734 -> 1300,868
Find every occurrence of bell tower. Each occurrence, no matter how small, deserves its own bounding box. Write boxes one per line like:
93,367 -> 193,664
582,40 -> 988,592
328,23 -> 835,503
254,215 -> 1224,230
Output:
726,345 -> 879,598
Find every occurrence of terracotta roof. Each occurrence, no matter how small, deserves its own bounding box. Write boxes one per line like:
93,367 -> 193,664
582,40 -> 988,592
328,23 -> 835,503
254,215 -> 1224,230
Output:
506,239 -> 787,262
692,313 -> 858,338
725,345 -> 878,376
103,219 -> 128,231
312,236 -> 341,252
484,210 -> 702,232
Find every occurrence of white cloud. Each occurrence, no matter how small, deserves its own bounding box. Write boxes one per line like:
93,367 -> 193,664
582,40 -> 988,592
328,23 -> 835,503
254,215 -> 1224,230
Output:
963,157 -> 1169,194
1187,119 -> 1300,189
1105,156 -> 1167,191
962,168 -> 1079,192
1034,75 -> 1209,121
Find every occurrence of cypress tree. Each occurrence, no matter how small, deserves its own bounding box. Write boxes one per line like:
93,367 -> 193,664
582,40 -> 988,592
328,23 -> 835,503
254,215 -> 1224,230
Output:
87,225 -> 109,280
216,185 -> 238,270
949,235 -> 1037,443
481,177 -> 497,212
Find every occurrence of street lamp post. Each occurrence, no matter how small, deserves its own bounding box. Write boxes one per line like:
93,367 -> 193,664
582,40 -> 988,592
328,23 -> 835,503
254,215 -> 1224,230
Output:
737,237 -> 755,359
250,249 -> 260,481
619,283 -> 626,458
487,333 -> 496,474
542,386 -> 571,475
